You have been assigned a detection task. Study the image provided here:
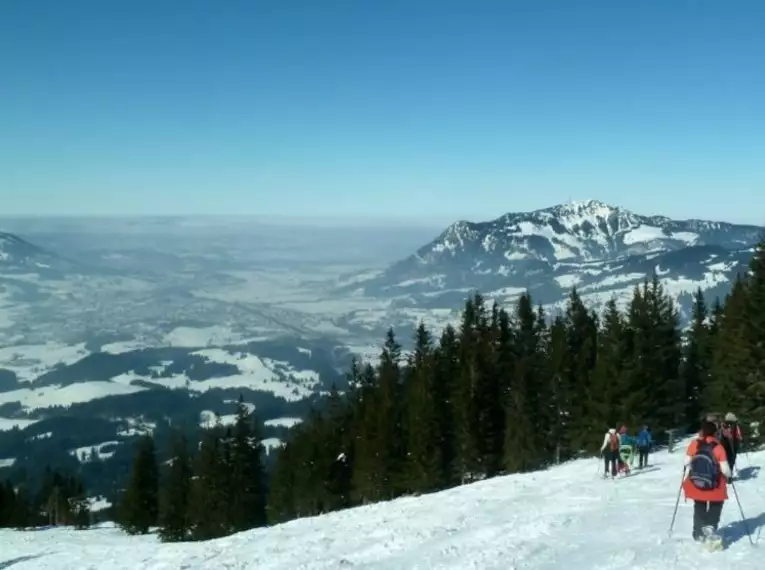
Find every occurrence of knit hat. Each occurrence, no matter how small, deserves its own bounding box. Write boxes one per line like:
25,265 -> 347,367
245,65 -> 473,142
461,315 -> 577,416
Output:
725,412 -> 738,422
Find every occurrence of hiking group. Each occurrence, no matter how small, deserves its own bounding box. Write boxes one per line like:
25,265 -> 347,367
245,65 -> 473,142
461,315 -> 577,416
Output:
603,412 -> 747,548
599,424 -> 653,478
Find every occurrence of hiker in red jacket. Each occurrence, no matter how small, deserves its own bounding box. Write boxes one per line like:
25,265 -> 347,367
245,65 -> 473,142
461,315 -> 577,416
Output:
683,420 -> 732,541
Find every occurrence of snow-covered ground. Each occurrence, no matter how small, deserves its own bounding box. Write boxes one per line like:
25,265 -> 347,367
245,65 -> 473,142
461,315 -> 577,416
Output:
1,439 -> 764,569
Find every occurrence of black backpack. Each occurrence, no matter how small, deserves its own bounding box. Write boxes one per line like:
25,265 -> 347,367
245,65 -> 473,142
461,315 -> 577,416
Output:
688,440 -> 720,490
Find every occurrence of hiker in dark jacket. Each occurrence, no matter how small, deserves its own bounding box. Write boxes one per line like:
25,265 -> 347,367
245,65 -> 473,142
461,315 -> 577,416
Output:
636,426 -> 652,469
720,412 -> 743,472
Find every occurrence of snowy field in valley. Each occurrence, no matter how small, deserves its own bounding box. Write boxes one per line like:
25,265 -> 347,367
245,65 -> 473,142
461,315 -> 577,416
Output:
1,439 -> 764,569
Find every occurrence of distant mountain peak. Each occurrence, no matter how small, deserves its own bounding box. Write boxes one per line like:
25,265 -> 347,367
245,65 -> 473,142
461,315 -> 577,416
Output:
544,199 -> 621,217
343,201 -> 764,328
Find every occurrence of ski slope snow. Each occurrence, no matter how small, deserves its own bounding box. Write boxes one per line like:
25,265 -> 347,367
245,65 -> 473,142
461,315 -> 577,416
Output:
1,438 -> 764,569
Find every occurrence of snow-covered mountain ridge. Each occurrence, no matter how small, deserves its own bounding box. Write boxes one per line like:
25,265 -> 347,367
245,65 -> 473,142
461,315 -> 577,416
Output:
419,199 -> 760,265
2,438 -> 763,569
339,200 -> 763,327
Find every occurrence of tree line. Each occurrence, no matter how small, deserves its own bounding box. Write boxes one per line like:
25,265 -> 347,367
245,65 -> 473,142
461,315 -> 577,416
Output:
0,467 -> 90,529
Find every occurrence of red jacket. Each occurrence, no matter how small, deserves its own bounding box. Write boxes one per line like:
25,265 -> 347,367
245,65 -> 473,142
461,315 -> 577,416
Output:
682,436 -> 731,502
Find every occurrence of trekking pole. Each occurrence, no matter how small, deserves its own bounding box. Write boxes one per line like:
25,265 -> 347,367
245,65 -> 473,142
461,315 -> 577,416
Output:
730,481 -> 755,546
668,468 -> 686,537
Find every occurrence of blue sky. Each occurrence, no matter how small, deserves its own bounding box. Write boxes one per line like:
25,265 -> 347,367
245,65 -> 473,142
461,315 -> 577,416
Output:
2,0 -> 764,224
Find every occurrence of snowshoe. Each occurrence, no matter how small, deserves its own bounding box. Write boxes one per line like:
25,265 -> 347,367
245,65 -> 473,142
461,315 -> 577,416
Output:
701,526 -> 724,551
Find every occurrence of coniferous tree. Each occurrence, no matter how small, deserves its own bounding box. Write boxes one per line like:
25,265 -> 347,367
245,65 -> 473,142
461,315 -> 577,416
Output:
561,289 -> 598,455
119,436 -> 159,535
158,430 -> 193,542
375,328 -> 405,497
434,324 -> 460,486
0,481 -> 15,527
70,479 -> 91,530
322,385 -> 353,511
680,288 -> 712,429
227,397 -> 267,532
453,296 -> 484,482
744,242 -> 765,423
404,322 -> 442,493
190,427 -> 229,540
707,275 -> 751,414
350,363 -> 381,503
503,293 -> 543,472
588,299 -> 625,444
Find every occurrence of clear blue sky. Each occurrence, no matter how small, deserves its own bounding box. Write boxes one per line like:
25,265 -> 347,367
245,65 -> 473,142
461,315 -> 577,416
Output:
2,0 -> 764,224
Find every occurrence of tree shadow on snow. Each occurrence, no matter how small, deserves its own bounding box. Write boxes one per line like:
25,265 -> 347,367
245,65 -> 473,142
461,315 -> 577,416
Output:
734,465 -> 760,481
721,510 -> 765,546
0,555 -> 45,569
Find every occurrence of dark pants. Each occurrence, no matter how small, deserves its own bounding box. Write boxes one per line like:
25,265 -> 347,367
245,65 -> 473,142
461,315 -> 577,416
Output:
722,440 -> 738,472
637,446 -> 649,468
603,450 -> 618,476
693,501 -> 724,539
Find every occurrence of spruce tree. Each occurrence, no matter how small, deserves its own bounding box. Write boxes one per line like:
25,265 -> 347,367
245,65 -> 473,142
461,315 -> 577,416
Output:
503,292 -> 543,472
589,299 -> 625,437
680,288 -> 712,429
453,296 -> 484,482
404,322 -> 442,493
433,325 -> 460,486
562,288 -> 598,455
190,427 -> 229,540
744,242 -> 765,422
119,436 -> 159,535
228,397 -> 267,532
707,275 -> 751,414
158,430 -> 193,542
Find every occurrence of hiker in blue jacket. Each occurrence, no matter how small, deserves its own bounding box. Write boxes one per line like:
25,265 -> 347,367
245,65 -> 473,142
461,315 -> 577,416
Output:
636,425 -> 652,469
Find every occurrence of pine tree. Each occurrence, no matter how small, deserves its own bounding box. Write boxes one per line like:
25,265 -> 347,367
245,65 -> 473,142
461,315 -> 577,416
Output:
376,328 -> 405,497
322,385 -> 353,511
0,480 -> 14,527
433,325 -> 460,486
503,292 -> 544,472
190,427 -> 229,540
158,430 -> 193,542
70,479 -> 91,530
119,436 -> 159,535
707,275 -> 751,414
227,396 -> 267,532
561,288 -> 598,455
589,299 -> 625,438
744,242 -> 765,422
350,363 -> 382,503
267,441 -> 297,524
680,288 -> 712,429
404,322 -> 442,493
453,296 -> 485,482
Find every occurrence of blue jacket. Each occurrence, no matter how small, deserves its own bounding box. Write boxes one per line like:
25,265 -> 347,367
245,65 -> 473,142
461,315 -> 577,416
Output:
636,429 -> 652,448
